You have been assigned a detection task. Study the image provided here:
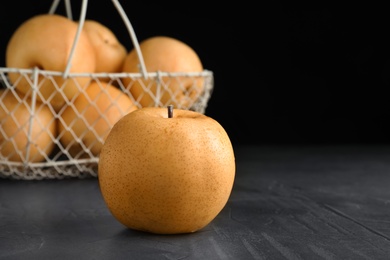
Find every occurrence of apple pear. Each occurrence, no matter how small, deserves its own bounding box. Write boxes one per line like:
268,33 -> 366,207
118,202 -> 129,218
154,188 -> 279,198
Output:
5,14 -> 96,111
98,105 -> 236,234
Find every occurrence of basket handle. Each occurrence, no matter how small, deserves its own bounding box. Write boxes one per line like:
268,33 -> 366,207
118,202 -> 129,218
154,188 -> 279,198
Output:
112,0 -> 148,79
49,0 -> 148,79
49,0 -> 73,20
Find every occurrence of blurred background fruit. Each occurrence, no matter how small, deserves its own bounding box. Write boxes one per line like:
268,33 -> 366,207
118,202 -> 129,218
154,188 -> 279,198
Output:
0,89 -> 57,163
57,81 -> 137,158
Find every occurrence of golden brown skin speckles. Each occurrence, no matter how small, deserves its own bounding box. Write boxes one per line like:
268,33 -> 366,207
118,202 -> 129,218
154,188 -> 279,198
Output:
98,107 -> 235,234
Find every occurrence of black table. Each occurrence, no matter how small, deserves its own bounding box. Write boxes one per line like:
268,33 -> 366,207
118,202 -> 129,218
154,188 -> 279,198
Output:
1,145 -> 390,259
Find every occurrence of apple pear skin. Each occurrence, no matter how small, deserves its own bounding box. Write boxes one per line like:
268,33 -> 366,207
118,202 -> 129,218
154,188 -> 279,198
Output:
5,14 -> 96,110
121,36 -> 204,109
82,19 -> 127,73
98,106 -> 236,234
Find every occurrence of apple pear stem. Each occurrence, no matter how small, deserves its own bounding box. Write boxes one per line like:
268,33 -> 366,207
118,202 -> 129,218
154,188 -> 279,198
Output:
168,105 -> 173,118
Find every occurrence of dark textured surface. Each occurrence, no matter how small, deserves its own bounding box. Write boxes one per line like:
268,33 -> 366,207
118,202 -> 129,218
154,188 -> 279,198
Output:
2,145 -> 390,259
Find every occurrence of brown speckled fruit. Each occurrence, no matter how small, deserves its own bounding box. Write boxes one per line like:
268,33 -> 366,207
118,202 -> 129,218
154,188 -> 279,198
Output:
121,36 -> 204,109
0,89 -> 57,162
82,19 -> 127,74
6,14 -> 96,111
58,81 -> 137,158
98,106 -> 235,234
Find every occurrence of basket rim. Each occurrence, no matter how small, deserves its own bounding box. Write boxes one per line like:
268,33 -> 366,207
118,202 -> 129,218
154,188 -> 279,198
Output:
0,67 -> 213,78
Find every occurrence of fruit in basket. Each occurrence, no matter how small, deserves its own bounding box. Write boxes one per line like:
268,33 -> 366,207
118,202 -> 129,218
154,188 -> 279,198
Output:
121,36 -> 204,109
0,89 -> 56,163
5,14 -> 96,111
82,20 -> 127,75
98,106 -> 236,234
58,81 -> 137,158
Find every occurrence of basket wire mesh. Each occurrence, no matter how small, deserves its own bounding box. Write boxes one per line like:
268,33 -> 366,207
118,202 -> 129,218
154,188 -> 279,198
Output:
0,0 -> 214,180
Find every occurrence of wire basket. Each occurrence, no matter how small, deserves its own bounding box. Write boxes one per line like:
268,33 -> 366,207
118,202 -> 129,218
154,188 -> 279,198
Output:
0,0 -> 214,180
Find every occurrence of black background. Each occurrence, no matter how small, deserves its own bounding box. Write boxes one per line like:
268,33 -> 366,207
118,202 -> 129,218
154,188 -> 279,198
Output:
1,1 -> 390,146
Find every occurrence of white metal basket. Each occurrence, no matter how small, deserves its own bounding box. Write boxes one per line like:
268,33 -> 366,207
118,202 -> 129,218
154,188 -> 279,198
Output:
0,0 -> 213,180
